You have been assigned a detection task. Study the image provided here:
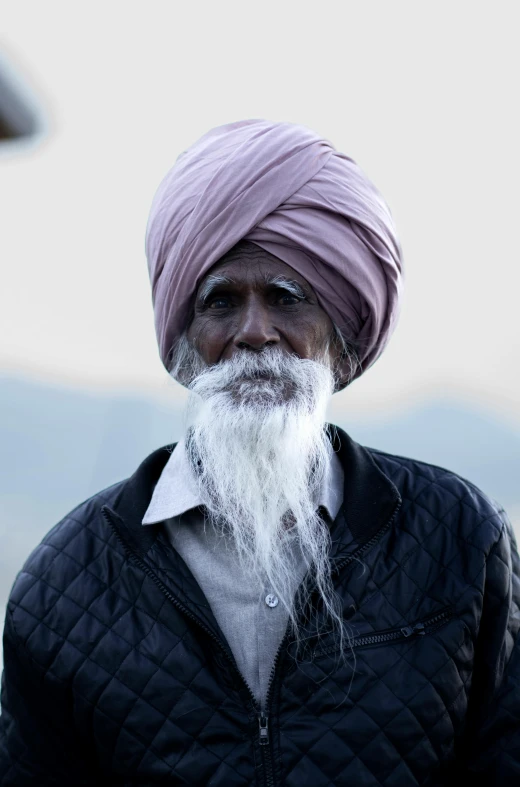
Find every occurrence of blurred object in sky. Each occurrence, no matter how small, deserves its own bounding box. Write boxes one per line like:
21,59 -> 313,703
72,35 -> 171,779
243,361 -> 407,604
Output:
0,47 -> 46,152
1,5 -> 519,424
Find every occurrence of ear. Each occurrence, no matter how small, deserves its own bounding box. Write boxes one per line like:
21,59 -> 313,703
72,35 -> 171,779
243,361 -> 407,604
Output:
334,352 -> 353,392
329,340 -> 359,392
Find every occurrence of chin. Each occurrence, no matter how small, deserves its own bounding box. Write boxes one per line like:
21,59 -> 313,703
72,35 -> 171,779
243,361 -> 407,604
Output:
228,378 -> 297,405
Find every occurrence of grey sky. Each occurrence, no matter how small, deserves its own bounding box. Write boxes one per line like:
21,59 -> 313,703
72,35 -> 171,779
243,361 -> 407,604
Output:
1,1 -> 518,424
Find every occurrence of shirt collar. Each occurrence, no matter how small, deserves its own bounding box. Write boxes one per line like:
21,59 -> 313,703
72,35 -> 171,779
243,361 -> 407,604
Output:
142,438 -> 344,525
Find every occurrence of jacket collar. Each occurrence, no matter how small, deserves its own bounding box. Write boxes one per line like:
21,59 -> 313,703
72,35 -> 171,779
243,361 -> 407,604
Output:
141,438 -> 344,525
328,425 -> 401,545
105,426 -> 401,559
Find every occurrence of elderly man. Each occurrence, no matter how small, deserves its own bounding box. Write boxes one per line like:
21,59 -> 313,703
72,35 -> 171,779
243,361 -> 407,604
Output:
1,121 -> 519,786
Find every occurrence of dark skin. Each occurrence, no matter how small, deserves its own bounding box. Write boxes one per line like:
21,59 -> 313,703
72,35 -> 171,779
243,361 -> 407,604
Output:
187,242 -> 351,390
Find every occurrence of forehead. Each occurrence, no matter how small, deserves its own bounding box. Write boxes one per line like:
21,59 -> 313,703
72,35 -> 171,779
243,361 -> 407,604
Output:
198,243 -> 313,292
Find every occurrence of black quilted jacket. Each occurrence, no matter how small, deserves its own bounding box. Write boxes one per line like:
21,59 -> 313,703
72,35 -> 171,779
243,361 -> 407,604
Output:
1,428 -> 520,786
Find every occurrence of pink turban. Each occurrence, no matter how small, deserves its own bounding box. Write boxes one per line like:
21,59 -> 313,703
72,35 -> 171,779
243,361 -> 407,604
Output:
145,119 -> 403,382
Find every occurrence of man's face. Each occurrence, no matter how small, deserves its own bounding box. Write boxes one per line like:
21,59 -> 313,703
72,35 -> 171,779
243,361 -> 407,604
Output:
187,244 -> 339,371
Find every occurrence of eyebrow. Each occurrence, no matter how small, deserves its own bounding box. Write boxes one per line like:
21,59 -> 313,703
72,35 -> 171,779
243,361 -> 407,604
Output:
266,275 -> 306,299
198,272 -> 307,303
198,274 -> 236,302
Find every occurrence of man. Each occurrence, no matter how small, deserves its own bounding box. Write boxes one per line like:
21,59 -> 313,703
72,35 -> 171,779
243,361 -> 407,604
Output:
1,120 -> 519,786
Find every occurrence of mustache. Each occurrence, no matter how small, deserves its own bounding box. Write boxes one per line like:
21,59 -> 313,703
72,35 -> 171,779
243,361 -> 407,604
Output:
189,348 -> 331,392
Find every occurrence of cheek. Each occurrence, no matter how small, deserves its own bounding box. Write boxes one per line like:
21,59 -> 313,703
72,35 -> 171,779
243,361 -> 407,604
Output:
188,318 -> 228,364
289,314 -> 333,358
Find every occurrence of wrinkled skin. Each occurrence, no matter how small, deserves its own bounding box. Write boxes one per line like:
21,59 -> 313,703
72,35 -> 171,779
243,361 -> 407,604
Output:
187,242 -> 352,389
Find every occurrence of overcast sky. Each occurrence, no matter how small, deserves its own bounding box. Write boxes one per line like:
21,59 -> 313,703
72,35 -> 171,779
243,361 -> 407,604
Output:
1,1 -> 519,424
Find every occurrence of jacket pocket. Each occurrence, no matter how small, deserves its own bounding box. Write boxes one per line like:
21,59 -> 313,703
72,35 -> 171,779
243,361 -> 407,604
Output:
312,606 -> 453,659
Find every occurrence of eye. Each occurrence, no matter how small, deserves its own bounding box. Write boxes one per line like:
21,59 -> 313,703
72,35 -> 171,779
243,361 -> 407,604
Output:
207,296 -> 231,309
277,292 -> 302,306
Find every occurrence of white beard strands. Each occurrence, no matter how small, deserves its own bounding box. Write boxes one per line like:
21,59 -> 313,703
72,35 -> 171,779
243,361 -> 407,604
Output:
183,346 -> 345,650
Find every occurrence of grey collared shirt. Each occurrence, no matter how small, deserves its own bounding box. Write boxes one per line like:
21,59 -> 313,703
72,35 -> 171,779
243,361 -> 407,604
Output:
142,441 -> 344,708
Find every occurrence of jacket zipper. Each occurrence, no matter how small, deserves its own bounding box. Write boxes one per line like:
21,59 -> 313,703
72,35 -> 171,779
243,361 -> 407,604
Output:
103,496 -> 401,787
347,607 -> 452,650
258,713 -> 274,787
103,508 -> 278,786
257,628 -> 290,787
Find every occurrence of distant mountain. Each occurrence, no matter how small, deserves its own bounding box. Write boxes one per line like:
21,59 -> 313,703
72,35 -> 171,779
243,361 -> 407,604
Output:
1,374 -> 519,609
341,401 -> 520,511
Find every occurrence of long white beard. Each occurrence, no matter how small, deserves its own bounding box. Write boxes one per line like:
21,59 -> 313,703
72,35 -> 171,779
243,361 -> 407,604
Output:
183,347 -> 343,641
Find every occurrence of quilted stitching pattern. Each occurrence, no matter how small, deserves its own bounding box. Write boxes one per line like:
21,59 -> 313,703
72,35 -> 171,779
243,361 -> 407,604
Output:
1,445 -> 520,786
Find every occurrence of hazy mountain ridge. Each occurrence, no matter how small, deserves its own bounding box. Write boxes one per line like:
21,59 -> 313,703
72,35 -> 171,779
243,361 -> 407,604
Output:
1,375 -> 519,610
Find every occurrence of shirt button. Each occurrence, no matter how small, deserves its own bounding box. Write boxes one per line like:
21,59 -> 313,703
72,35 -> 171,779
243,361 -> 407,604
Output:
265,594 -> 279,608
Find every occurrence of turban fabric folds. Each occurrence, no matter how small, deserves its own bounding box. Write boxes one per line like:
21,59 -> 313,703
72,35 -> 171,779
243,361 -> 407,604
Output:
145,120 -> 403,382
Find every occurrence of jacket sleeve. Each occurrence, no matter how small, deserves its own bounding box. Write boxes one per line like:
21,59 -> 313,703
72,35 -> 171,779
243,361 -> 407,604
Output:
0,606 -> 96,786
460,512 -> 520,784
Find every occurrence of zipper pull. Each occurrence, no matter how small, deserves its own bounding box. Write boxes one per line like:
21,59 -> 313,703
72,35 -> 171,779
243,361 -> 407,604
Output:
401,622 -> 426,638
258,714 -> 269,746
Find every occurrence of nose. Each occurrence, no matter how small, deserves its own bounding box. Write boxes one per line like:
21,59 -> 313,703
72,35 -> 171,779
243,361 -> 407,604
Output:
233,299 -> 280,351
